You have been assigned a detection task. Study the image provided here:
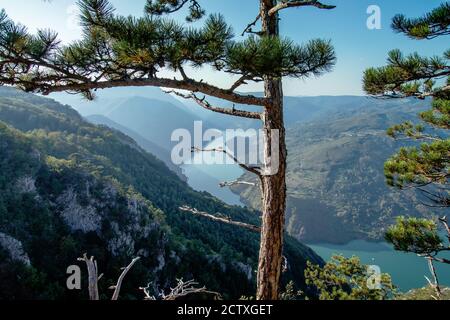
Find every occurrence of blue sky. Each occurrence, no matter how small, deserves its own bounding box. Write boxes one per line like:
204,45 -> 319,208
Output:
0,0 -> 447,96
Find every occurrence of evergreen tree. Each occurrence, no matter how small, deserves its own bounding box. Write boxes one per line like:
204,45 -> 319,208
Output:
364,3 -> 449,207
363,3 -> 449,299
305,255 -> 396,300
0,0 -> 336,299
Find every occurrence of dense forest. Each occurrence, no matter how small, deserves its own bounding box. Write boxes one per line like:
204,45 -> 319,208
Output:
0,87 -> 323,299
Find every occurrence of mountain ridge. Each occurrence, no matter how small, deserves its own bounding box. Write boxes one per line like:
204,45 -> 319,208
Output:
0,86 -> 322,299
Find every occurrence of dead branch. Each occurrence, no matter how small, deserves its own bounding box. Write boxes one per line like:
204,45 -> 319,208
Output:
78,254 -> 141,301
241,14 -> 262,36
140,279 -> 221,300
179,206 -> 261,233
166,90 -> 262,120
439,216 -> 450,242
426,257 -> 442,300
219,180 -> 257,188
78,254 -> 100,300
269,1 -> 336,16
192,146 -> 262,176
111,257 -> 141,301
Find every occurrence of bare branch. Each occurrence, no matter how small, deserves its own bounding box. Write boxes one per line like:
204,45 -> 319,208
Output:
439,216 -> 450,242
178,65 -> 189,81
179,206 -> 261,233
432,256 -> 450,265
241,14 -> 261,36
192,146 -> 262,176
219,180 -> 257,188
78,254 -> 100,300
167,90 -> 262,119
269,1 -> 336,16
111,257 -> 141,301
228,74 -> 262,92
426,256 -> 442,300
140,279 -> 221,300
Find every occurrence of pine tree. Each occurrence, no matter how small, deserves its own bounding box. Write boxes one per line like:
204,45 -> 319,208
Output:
364,3 -> 449,209
363,3 -> 449,299
305,255 -> 396,300
0,0 -> 336,300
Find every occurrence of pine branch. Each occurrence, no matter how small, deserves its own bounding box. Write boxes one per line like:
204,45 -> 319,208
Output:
392,3 -> 450,40
145,0 -> 205,22
179,206 -> 261,233
13,76 -> 267,106
219,180 -> 257,188
229,74 -> 252,92
269,0 -> 336,16
241,14 -> 261,36
166,90 -> 262,119
192,146 -> 262,176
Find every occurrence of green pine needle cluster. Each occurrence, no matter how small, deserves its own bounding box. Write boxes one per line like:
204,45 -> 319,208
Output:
145,0 -> 205,22
385,217 -> 444,256
305,255 -> 396,300
226,37 -> 335,79
384,139 -> 449,189
392,2 -> 450,39
363,49 -> 449,98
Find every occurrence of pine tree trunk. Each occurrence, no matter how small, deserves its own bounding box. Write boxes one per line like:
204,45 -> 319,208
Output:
256,0 -> 287,300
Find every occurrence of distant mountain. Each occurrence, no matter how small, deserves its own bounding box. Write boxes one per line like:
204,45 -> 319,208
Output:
0,87 -> 322,299
169,94 -> 412,130
55,90 -> 213,152
51,86 -> 191,116
85,114 -> 185,180
232,97 -> 436,244
104,96 -> 205,151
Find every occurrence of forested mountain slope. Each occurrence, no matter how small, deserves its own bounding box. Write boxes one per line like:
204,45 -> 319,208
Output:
232,98 -> 434,243
85,114 -> 185,180
0,87 -> 322,299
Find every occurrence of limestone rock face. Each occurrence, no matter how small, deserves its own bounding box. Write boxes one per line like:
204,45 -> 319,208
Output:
57,187 -> 102,234
0,233 -> 31,266
15,176 -> 37,194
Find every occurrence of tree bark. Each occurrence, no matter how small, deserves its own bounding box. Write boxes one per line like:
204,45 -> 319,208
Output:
256,0 -> 288,300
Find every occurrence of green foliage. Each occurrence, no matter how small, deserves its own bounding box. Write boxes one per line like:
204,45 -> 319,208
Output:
420,98 -> 450,129
364,3 -> 449,208
0,0 -> 335,96
305,255 -> 396,300
385,217 -> 444,255
397,285 -> 450,300
385,139 -> 449,190
363,49 -> 449,97
279,281 -> 304,300
392,3 -> 450,39
145,0 -> 205,22
226,37 -> 335,79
